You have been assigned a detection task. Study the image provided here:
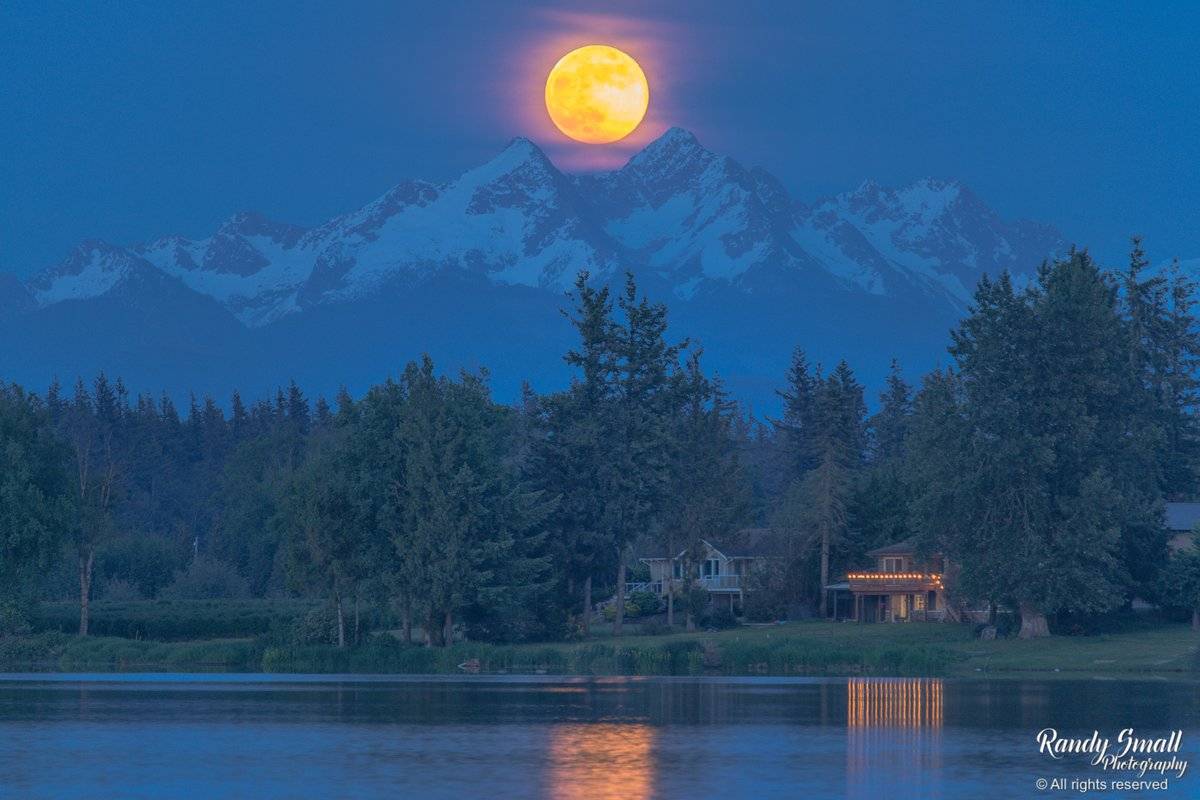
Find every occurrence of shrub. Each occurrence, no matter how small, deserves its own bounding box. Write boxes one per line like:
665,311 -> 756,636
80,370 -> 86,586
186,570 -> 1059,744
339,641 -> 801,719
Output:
702,607 -> 739,630
33,598 -> 319,640
629,591 -> 662,616
97,536 -> 186,599
160,556 -> 250,600
291,606 -> 339,646
639,620 -> 672,636
602,602 -> 638,622
99,578 -> 143,602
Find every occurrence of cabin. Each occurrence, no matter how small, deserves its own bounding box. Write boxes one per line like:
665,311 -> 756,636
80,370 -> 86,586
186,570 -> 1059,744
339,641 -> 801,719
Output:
1166,501 -> 1200,553
825,539 -> 946,623
633,529 -> 776,609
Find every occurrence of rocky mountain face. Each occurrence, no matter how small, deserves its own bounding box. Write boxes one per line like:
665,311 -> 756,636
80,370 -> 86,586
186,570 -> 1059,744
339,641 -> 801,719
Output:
0,128 -> 1065,411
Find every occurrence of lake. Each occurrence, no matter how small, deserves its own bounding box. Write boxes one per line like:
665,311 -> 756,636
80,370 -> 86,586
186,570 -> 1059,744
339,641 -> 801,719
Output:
0,674 -> 1196,798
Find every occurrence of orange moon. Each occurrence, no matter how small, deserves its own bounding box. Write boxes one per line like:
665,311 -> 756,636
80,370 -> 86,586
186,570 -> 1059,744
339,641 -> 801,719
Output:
544,45 -> 649,144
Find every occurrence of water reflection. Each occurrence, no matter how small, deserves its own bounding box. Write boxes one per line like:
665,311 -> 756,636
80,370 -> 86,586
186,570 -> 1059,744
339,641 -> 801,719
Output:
847,679 -> 944,798
546,723 -> 655,800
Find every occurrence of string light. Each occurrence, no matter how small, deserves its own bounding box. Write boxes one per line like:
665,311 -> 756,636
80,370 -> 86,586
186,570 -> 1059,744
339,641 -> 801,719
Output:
846,573 -> 942,583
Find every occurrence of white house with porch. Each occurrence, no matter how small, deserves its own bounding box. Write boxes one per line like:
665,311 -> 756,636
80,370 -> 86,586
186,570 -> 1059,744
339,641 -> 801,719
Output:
632,530 -> 776,609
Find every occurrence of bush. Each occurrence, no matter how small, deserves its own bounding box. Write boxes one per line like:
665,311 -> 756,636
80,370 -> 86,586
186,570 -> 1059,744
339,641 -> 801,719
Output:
629,590 -> 662,616
686,586 -> 710,620
160,556 -> 250,600
33,599 -> 319,640
602,602 -> 638,622
639,620 -> 673,636
702,607 -> 739,630
994,612 -> 1020,638
99,578 -> 143,602
291,606 -> 339,646
97,536 -> 186,599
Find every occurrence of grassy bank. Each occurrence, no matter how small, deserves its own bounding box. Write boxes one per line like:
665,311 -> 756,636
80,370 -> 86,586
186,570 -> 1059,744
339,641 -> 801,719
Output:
4,616 -> 1196,677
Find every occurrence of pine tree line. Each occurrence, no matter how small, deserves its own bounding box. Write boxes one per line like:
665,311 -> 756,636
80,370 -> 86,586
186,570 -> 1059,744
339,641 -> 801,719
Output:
1,246 -> 1198,642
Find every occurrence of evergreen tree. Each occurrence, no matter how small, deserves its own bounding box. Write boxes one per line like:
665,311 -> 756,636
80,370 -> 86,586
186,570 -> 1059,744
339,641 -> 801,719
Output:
1159,550 -> 1200,631
772,362 -> 866,614
605,274 -> 686,635
62,374 -> 127,635
775,348 -> 819,475
280,426 -> 362,648
659,351 -> 750,628
394,358 -> 551,646
533,273 -> 617,636
871,359 -> 913,464
0,384 -> 71,631
912,255 -> 1160,637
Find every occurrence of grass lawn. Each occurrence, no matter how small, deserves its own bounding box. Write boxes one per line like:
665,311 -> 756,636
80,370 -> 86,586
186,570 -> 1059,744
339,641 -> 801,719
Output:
498,619 -> 1200,678
4,604 -> 1197,677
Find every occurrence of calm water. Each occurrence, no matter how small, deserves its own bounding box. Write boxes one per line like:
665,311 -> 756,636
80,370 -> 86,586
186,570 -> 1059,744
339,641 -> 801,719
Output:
0,674 -> 1196,799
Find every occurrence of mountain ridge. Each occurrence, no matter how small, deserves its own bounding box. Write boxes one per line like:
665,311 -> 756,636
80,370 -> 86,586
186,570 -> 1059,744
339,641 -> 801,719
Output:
1,128 -> 1068,411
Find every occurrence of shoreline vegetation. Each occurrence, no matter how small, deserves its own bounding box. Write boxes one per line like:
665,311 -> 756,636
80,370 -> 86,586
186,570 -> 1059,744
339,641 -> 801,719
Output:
3,611 -> 1195,679
5,253 -> 1200,665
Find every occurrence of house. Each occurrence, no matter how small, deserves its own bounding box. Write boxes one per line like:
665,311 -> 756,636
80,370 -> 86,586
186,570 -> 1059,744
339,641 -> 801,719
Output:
633,529 -> 776,609
826,539 -> 947,623
1166,501 -> 1200,553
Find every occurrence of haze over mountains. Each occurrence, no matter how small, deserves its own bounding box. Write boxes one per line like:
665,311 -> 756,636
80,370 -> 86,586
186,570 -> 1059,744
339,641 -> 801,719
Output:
1,128 -> 1066,412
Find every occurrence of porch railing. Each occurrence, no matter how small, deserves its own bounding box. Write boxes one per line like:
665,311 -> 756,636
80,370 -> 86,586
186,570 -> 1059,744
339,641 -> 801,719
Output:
697,575 -> 741,591
622,575 -> 742,595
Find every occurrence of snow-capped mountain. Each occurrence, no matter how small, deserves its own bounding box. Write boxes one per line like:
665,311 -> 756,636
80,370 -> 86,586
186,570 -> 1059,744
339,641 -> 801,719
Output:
1,128 -> 1066,410
795,178 -> 1061,306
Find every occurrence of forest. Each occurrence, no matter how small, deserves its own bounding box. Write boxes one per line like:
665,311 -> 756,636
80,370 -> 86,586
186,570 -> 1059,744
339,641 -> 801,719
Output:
4,242 -> 1200,646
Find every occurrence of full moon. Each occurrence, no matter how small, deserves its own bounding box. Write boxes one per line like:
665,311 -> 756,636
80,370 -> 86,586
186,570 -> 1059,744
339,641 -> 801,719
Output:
544,45 -> 649,144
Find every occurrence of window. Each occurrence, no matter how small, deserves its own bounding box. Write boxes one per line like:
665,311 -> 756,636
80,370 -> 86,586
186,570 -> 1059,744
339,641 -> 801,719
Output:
673,561 -> 682,579
882,557 -> 902,573
703,559 -> 719,577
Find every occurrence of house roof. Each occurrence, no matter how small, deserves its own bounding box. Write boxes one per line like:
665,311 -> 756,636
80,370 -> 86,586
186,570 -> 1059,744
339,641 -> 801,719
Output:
1166,502 -> 1200,532
706,528 -> 785,559
865,538 -> 919,557
637,528 -> 783,560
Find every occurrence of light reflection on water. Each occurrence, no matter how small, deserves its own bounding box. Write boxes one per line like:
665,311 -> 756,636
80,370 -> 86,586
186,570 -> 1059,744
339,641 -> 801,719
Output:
547,723 -> 655,800
847,678 -> 943,798
0,674 -> 1195,799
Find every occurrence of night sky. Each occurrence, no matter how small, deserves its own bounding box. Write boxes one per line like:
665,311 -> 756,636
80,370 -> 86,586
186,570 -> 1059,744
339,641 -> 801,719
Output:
4,0 -> 1198,277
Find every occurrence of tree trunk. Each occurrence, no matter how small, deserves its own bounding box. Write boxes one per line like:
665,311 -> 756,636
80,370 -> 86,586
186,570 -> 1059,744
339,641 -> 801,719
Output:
354,595 -> 361,646
1017,602 -> 1051,638
666,578 -> 674,627
442,609 -> 453,648
582,576 -> 592,637
818,528 -> 830,618
425,611 -> 439,647
335,591 -> 346,649
78,549 -> 94,637
402,599 -> 413,644
614,553 -> 627,637
1192,608 -> 1199,631
685,576 -> 696,632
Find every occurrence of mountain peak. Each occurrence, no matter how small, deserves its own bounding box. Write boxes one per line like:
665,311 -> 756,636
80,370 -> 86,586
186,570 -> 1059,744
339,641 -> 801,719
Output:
653,126 -> 700,148
630,127 -> 705,165
216,211 -> 305,245
491,137 -> 554,171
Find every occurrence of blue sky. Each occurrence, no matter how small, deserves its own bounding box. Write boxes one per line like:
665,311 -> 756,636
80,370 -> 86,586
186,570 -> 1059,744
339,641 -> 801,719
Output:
3,0 -> 1198,277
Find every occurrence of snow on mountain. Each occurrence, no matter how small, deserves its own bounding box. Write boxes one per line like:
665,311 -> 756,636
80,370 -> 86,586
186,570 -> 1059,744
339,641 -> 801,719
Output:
576,128 -> 815,297
797,178 -> 1063,307
26,241 -> 163,306
19,129 -> 1064,327
309,137 -> 617,302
